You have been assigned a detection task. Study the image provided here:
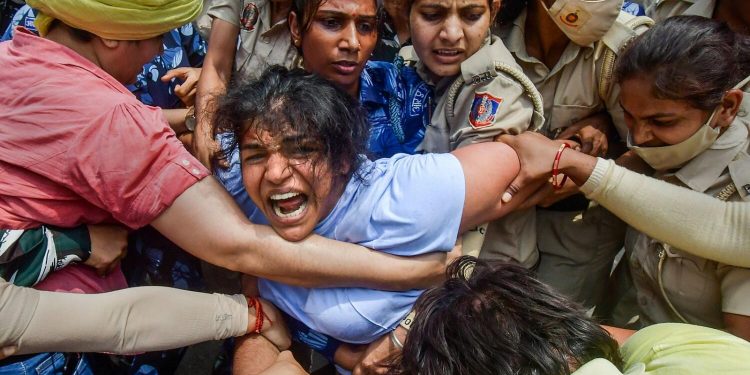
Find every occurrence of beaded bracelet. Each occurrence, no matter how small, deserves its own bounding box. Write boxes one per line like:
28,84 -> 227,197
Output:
246,296 -> 273,334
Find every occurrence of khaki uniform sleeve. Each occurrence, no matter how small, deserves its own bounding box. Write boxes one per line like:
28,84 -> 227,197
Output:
449,72 -> 533,149
717,264 -> 750,316
207,0 -> 242,27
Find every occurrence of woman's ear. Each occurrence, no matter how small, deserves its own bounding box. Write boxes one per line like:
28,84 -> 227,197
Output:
288,11 -> 302,48
715,88 -> 744,128
490,0 -> 501,22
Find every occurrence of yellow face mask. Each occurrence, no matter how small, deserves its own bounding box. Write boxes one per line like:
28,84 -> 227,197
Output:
27,0 -> 202,41
627,109 -> 720,171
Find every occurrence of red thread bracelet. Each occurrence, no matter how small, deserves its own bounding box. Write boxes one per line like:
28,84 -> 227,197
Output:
552,143 -> 570,190
246,296 -> 273,334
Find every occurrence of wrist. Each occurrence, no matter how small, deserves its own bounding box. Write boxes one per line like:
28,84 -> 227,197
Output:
245,296 -> 273,334
559,149 -> 597,186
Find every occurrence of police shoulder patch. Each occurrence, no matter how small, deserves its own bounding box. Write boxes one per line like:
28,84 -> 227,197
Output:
469,92 -> 503,129
241,2 -> 260,31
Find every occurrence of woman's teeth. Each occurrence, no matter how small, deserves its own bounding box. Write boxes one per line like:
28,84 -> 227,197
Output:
270,192 -> 307,218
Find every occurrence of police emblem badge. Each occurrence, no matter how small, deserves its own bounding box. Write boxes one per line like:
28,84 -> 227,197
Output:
556,3 -> 591,27
241,2 -> 260,31
469,92 -> 503,129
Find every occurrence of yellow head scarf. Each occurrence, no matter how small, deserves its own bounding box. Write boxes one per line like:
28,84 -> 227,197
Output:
27,0 -> 202,40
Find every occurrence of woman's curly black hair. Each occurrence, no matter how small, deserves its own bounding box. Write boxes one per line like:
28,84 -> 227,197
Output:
212,66 -> 369,180
388,256 -> 623,375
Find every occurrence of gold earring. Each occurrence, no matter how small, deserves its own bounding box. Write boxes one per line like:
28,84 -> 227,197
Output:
293,39 -> 300,47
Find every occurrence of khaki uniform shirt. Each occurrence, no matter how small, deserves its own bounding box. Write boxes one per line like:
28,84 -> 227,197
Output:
207,0 -> 298,79
643,0 -> 715,21
406,35 -> 542,267
627,110 -> 750,328
477,11 -> 649,267
414,35 -> 541,153
498,9 -> 647,139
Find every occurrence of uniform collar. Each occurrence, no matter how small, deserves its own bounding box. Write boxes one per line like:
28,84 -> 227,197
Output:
262,18 -> 289,37
257,0 -> 289,37
670,120 -> 750,193
459,34 -> 495,83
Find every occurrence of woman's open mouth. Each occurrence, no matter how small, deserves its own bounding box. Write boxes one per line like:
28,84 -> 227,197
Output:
269,192 -> 308,218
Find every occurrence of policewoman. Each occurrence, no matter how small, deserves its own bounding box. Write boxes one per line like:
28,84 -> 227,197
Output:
399,0 -> 544,262
489,0 -> 651,308
618,16 -> 750,340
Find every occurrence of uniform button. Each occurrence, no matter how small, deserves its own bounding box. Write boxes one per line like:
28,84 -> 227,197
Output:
181,159 -> 190,166
192,168 -> 201,175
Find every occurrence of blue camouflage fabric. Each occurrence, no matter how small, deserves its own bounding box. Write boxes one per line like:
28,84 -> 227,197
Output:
1,4 -> 36,41
127,23 -> 207,109
622,1 -> 646,16
361,59 -> 433,159
1,6 -> 206,110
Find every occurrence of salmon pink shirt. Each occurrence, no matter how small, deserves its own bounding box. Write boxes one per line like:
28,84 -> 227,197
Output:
0,29 -> 209,230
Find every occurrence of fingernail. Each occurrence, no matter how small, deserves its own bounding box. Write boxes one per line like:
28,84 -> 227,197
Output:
501,192 -> 513,203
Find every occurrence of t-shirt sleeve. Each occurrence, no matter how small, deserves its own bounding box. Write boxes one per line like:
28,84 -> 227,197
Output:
354,154 -> 465,256
66,103 -> 209,229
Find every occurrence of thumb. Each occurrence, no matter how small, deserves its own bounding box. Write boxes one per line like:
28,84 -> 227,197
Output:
501,175 -> 524,203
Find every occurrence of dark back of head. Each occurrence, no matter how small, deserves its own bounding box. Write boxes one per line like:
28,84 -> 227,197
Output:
214,66 -> 368,177
389,256 -> 622,375
617,15 -> 750,110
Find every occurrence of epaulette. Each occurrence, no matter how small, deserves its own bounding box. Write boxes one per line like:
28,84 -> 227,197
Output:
595,12 -> 654,101
446,62 -> 545,131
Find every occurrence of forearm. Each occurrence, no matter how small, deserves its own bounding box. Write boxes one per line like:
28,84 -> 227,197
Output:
233,334 -> 279,375
152,178 -> 445,290
580,158 -> 750,267
2,282 -> 248,354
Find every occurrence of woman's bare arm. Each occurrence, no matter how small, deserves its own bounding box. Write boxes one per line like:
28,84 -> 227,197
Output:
451,142 -> 522,233
151,177 -> 451,290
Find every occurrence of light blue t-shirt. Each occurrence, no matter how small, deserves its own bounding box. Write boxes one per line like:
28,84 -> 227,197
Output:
217,151 -> 465,344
